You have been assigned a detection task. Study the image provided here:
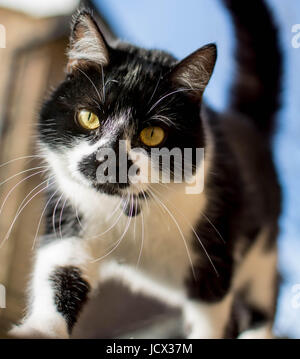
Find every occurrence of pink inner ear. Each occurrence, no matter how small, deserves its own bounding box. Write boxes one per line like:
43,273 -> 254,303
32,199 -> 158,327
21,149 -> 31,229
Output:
67,13 -> 109,73
170,44 -> 217,97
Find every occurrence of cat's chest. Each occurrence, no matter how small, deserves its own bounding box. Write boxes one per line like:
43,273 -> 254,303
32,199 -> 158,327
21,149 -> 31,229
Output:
85,188 -> 206,288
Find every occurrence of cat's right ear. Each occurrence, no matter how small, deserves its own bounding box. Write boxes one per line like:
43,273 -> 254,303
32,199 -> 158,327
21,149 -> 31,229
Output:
169,44 -> 217,101
67,10 -> 109,73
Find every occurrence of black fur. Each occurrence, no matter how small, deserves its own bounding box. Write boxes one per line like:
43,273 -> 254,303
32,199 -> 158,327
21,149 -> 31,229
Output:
38,191 -> 82,247
183,0 -> 282,334
223,0 -> 282,138
50,266 -> 90,333
39,29 -> 207,197
37,0 -> 282,338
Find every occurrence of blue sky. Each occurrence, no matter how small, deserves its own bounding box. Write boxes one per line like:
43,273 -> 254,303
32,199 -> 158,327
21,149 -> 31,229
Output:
94,0 -> 300,338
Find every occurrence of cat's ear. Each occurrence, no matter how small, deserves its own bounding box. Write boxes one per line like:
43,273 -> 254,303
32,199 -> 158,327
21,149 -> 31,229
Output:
67,10 -> 109,73
169,44 -> 217,101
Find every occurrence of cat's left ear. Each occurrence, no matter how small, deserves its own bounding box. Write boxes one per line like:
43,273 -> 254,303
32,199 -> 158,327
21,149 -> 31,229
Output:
67,10 -> 110,73
169,44 -> 217,101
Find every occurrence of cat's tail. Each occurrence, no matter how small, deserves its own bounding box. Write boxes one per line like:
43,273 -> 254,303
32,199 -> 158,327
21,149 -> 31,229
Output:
223,0 -> 282,138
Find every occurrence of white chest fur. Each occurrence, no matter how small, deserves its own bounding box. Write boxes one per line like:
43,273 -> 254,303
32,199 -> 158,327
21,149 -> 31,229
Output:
45,146 -> 209,303
70,184 -> 206,308
83,185 -> 207,292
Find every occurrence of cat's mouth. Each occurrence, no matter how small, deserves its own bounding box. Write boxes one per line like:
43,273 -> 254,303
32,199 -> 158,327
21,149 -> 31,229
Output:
121,200 -> 141,217
120,192 -> 149,217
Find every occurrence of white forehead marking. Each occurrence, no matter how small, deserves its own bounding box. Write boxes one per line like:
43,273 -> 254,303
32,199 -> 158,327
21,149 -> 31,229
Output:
107,109 -> 132,134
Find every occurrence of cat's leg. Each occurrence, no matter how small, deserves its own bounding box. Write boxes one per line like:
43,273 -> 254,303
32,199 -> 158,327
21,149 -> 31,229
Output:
184,293 -> 233,339
238,324 -> 273,339
183,257 -> 234,339
235,233 -> 278,339
9,237 -> 98,339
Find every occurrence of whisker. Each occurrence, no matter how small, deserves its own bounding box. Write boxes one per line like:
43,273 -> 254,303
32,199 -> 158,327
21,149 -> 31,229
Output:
0,169 -> 48,217
136,197 -> 144,268
140,187 -> 149,211
150,114 -> 177,128
107,197 -> 124,220
130,193 -> 134,218
32,187 -> 58,250
153,182 -> 225,244
1,181 -> 53,249
15,177 -> 55,217
201,213 -> 225,244
52,193 -> 64,238
133,195 -> 138,243
147,188 -> 197,280
92,193 -> 132,263
0,166 -> 48,187
105,79 -> 119,87
75,207 -> 84,230
101,65 -> 105,103
0,155 -> 43,170
59,197 -> 67,240
147,88 -> 196,114
85,197 -> 124,240
75,66 -> 103,105
150,186 -> 219,276
147,74 -> 162,106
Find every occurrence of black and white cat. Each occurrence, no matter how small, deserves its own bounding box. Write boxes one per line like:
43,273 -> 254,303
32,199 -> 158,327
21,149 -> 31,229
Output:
10,0 -> 282,339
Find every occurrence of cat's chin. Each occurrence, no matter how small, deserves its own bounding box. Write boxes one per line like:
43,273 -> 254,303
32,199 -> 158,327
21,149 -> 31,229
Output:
121,198 -> 141,217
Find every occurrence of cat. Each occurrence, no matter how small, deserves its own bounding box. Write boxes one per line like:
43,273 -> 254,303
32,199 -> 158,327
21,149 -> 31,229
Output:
9,0 -> 282,339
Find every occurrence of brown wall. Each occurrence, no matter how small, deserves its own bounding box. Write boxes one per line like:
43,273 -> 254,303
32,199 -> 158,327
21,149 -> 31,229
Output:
0,8 -> 68,332
0,8 -> 177,338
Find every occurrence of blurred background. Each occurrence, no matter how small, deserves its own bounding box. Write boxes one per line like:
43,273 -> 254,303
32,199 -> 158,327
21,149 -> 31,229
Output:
0,0 -> 299,338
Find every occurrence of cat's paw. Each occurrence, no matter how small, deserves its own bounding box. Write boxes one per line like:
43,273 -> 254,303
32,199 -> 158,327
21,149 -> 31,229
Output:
238,325 -> 273,339
8,324 -> 67,339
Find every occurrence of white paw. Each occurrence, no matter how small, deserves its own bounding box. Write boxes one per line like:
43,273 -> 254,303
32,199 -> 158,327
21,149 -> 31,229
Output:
8,324 -> 68,339
238,325 -> 273,339
186,324 -> 223,339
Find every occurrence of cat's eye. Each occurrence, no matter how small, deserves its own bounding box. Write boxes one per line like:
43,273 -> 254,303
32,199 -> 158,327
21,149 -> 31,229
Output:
140,126 -> 165,147
77,110 -> 100,130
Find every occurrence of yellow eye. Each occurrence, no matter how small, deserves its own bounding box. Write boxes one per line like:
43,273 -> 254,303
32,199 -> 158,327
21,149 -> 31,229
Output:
77,110 -> 100,130
140,126 -> 165,147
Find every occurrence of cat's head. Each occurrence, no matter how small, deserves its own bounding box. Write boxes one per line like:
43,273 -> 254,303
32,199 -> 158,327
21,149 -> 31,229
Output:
38,10 -> 216,213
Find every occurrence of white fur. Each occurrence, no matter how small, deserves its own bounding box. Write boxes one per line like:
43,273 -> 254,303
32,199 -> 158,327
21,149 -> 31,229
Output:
15,128 -> 211,338
44,126 -> 209,290
184,294 -> 233,339
13,116 -> 277,339
11,238 -> 98,338
233,228 -> 277,313
238,325 -> 273,339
